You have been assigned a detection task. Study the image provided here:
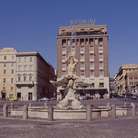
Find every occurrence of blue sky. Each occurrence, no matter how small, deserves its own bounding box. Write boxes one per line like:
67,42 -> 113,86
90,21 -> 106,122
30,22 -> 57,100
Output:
0,0 -> 138,77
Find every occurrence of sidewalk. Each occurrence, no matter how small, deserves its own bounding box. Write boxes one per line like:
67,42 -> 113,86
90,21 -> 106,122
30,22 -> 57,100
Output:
0,117 -> 138,138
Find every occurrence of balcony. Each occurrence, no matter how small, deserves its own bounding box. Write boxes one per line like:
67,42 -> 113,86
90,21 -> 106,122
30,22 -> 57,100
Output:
89,51 -> 94,54
99,67 -> 104,70
80,67 -> 85,70
90,59 -> 94,62
80,51 -> 85,54
90,66 -> 94,70
99,58 -> 103,61
16,81 -> 34,85
80,59 -> 85,62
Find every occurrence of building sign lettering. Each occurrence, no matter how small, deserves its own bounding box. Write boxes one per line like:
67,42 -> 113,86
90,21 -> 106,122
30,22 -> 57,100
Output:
70,19 -> 96,25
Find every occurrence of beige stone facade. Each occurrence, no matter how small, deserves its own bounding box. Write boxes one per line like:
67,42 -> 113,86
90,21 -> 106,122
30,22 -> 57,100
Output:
0,48 -> 56,100
57,24 -> 109,99
114,64 -> 138,94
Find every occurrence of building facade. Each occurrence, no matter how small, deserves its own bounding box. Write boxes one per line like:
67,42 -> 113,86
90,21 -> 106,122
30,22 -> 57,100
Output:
57,24 -> 109,99
0,48 -> 56,100
114,64 -> 138,94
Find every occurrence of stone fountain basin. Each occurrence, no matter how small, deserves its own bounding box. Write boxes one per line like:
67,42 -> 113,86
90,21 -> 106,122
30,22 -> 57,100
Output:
11,106 -> 127,119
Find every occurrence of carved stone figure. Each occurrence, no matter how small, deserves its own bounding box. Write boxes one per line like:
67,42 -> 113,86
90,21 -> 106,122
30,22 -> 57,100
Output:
50,52 -> 90,109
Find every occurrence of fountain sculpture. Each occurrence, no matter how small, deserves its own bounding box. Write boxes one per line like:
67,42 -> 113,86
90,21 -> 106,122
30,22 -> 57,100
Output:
50,52 -> 90,109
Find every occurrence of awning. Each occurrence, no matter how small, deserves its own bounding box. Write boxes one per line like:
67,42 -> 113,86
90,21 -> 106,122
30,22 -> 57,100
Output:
99,79 -> 104,83
89,79 -> 95,83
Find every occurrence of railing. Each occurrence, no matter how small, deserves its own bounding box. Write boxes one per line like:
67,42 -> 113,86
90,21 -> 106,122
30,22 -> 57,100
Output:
0,102 -> 137,121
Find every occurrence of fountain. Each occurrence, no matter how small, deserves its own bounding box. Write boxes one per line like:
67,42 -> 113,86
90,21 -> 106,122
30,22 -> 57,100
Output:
50,52 -> 90,109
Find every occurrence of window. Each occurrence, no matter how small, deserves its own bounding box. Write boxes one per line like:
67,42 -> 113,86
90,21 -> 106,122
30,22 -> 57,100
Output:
89,38 -> 93,45
99,38 -> 103,45
3,63 -> 6,67
17,86 -> 21,89
3,78 -> 6,83
29,76 -> 32,81
11,63 -> 14,67
9,94 -> 13,98
11,69 -> 14,74
11,87 -> 13,91
99,46 -> 103,53
99,70 -> 104,77
80,55 -> 85,61
99,54 -> 103,60
129,77 -> 133,80
4,56 -> 7,60
24,65 -> 27,71
62,56 -> 66,62
11,55 -> 14,60
89,46 -> 94,53
99,62 -> 104,69
90,70 -> 94,76
90,54 -> 94,61
71,46 -> 75,53
11,78 -> 14,83
3,69 -> 6,74
30,57 -> 32,62
18,76 -> 21,82
19,58 -> 21,62
18,65 -> 21,71
80,39 -> 84,45
71,39 -> 75,46
62,39 -> 66,46
24,57 -> 27,62
130,82 -> 133,85
29,65 -> 32,71
134,77 -> 137,80
80,71 -> 85,77
90,62 -> 94,68
62,64 -> 66,70
99,83 -> 104,87
24,76 -> 26,81
80,63 -> 85,70
62,48 -> 66,53
80,46 -> 85,53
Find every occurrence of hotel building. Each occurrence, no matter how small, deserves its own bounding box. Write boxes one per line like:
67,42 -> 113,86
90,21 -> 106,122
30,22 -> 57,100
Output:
57,24 -> 109,98
0,48 -> 56,100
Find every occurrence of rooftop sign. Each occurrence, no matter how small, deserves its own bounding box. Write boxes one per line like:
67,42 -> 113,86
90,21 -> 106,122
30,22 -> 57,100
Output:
70,19 -> 96,25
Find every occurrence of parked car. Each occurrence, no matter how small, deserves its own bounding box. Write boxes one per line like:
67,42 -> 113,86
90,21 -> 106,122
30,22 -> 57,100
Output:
79,96 -> 86,100
119,94 -> 124,98
50,97 -> 56,101
8,97 -> 18,101
38,97 -> 49,102
131,95 -> 137,100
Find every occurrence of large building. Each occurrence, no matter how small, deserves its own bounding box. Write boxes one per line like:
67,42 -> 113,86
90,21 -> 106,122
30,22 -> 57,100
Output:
57,23 -> 109,98
114,64 -> 138,94
0,48 -> 56,100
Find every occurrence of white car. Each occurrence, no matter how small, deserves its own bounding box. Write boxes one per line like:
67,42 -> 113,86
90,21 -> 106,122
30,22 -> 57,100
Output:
38,97 -> 49,102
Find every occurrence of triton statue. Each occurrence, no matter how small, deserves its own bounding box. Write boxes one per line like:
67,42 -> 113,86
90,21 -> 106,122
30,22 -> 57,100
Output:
50,52 -> 90,109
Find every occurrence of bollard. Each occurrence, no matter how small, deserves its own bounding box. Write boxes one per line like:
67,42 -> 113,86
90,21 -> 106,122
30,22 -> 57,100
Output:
44,102 -> 47,108
124,102 -> 127,107
10,103 -> 14,111
86,104 -> 92,121
131,103 -> 136,118
29,103 -> 31,109
23,105 -> 28,120
111,104 -> 116,119
107,102 -> 110,107
3,104 -> 8,118
48,106 -> 53,121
